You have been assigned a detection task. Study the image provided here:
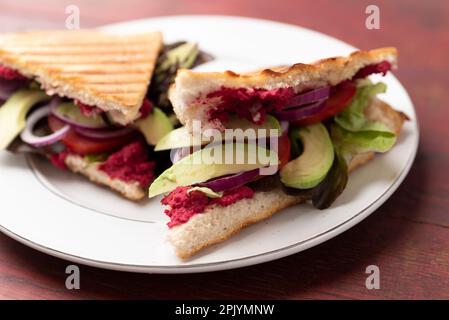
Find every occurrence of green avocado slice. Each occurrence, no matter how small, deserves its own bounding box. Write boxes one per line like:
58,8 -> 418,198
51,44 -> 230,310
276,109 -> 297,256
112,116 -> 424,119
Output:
154,115 -> 281,151
54,102 -> 107,128
148,142 -> 279,197
280,123 -> 334,189
0,89 -> 50,150
134,107 -> 174,145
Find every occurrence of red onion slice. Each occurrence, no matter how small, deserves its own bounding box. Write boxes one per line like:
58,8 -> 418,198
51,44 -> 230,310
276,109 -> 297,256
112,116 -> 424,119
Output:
171,147 -> 192,164
20,105 -> 70,147
74,127 -> 135,140
273,100 -> 327,121
280,121 -> 290,134
284,86 -> 330,109
199,168 -> 260,192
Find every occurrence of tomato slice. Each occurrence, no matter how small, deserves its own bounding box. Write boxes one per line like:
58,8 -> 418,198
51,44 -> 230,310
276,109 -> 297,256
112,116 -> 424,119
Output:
48,115 -> 135,155
277,133 -> 291,169
292,81 -> 357,126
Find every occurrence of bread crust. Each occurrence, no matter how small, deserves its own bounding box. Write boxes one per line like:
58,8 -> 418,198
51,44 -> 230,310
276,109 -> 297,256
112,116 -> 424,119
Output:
167,97 -> 407,259
0,30 -> 162,125
169,47 -> 398,131
64,154 -> 146,201
167,187 -> 305,259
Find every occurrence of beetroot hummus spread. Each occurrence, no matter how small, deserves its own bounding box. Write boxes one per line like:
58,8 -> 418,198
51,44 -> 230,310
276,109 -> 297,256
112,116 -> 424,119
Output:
50,151 -> 70,170
204,61 -> 391,125
139,99 -> 153,118
353,61 -> 392,80
206,87 -> 295,125
0,65 -> 26,80
99,141 -> 156,188
75,100 -> 103,116
162,185 -> 254,228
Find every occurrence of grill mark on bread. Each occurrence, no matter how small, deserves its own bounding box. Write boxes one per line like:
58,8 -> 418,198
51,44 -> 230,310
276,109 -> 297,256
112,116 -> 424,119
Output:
22,57 -> 154,64
3,41 -> 157,47
0,30 -> 162,125
4,48 -> 155,55
42,63 -> 152,71
56,70 -> 149,76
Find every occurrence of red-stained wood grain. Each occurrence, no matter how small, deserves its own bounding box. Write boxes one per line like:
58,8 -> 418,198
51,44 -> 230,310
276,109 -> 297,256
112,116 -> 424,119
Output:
0,0 -> 448,300
1,210 -> 448,300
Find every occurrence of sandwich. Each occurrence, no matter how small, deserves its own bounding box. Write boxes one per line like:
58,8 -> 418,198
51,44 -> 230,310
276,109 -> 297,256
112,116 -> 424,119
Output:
149,47 -> 409,259
0,30 -> 210,200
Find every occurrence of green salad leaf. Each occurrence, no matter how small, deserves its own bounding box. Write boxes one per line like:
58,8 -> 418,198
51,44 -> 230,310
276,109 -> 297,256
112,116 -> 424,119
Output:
335,82 -> 389,133
311,151 -> 348,209
331,124 -> 396,161
187,187 -> 223,198
84,153 -> 109,163
148,42 -> 213,109
332,82 -> 397,161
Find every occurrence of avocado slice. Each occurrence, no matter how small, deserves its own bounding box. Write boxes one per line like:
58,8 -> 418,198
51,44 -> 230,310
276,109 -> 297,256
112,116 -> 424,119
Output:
149,142 -> 279,197
134,107 -> 174,145
55,102 -> 107,128
154,126 -> 202,151
0,89 -> 50,150
280,123 -> 334,189
154,115 -> 281,151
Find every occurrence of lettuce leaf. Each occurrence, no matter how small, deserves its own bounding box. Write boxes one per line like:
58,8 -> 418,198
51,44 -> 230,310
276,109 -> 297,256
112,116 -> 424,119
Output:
84,153 -> 108,163
332,82 -> 397,160
331,124 -> 396,160
335,82 -> 390,133
148,42 -> 213,109
187,186 -> 223,198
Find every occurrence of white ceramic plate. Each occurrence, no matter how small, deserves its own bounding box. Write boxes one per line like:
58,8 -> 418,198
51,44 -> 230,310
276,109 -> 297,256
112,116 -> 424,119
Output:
0,16 -> 418,273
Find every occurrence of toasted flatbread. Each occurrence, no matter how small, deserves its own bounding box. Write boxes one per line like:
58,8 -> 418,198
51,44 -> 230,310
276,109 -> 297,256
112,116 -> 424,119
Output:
167,97 -> 408,259
64,154 -> 146,201
0,30 -> 162,125
169,47 -> 397,132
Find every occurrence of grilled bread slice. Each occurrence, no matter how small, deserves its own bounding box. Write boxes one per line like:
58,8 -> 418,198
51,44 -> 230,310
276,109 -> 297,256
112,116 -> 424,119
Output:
169,47 -> 397,132
167,98 -> 408,259
0,30 -> 162,125
64,154 -> 146,201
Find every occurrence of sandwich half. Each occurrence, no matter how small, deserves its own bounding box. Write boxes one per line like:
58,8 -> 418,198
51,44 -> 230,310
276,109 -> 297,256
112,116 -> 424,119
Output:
0,30 -> 166,200
0,30 -> 162,124
169,47 -> 397,132
151,47 -> 408,258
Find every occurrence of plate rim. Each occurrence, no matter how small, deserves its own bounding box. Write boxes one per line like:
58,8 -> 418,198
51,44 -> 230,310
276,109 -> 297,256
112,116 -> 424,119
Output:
0,146 -> 418,273
0,15 -> 419,273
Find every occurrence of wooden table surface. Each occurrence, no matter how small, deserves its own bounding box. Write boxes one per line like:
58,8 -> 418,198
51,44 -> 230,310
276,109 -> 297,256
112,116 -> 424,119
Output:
0,0 -> 448,300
